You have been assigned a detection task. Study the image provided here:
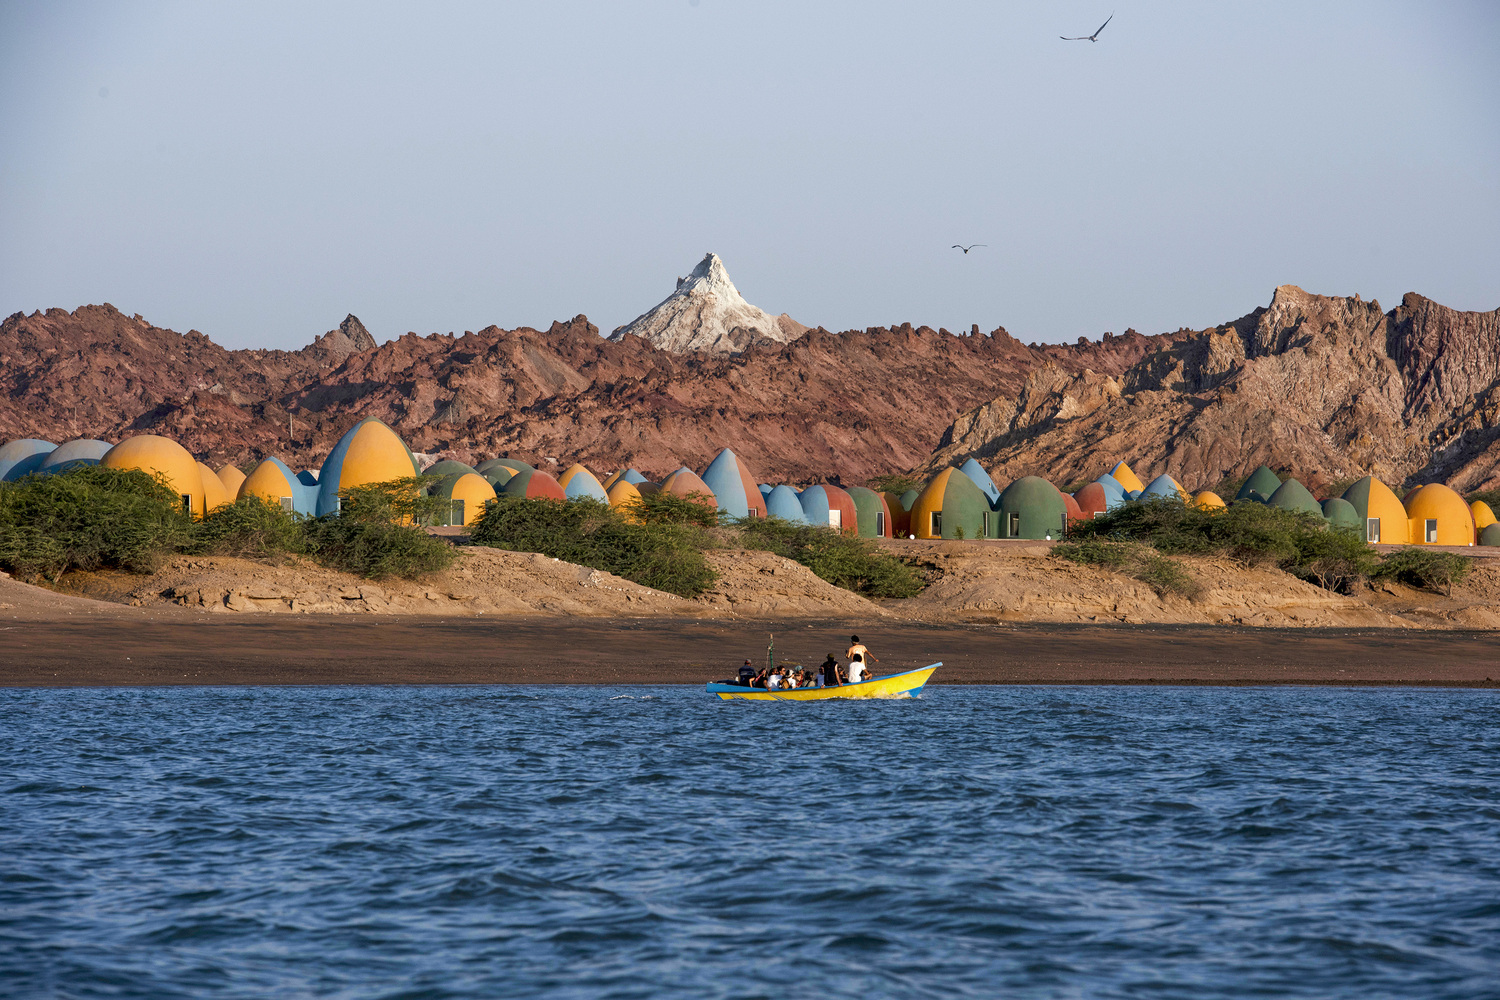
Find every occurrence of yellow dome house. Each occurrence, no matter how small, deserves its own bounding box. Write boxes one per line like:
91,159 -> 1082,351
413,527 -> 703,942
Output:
606,479 -> 645,522
1470,500 -> 1496,533
101,435 -> 208,517
197,462 -> 231,514
1340,476 -> 1409,545
1108,461 -> 1146,494
315,418 -> 420,516
1404,484 -> 1475,546
216,464 -> 247,496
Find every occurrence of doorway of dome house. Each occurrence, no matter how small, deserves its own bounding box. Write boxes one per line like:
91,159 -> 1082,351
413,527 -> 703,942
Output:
1367,517 -> 1380,543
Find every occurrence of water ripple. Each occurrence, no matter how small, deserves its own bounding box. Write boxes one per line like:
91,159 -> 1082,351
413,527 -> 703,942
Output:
0,685 -> 1497,998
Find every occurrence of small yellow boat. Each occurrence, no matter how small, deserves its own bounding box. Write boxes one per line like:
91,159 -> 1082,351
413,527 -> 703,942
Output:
706,663 -> 940,701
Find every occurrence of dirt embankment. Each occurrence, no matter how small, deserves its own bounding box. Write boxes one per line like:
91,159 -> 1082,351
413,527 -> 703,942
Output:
11,540 -> 1497,631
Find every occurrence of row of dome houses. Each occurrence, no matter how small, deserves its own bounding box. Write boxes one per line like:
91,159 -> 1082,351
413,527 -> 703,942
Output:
1,419 -> 1496,547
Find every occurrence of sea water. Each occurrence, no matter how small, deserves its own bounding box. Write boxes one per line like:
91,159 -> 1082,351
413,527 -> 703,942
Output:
1,685 -> 1498,999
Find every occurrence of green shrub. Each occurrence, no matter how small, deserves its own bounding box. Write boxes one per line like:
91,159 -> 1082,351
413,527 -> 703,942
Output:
735,516 -> 924,598
1466,488 -> 1500,512
1068,497 -> 1379,593
337,475 -> 451,526
866,473 -> 926,495
625,489 -> 721,527
0,466 -> 193,580
1373,549 -> 1472,596
191,494 -> 306,559
302,516 -> 456,580
1053,538 -> 1202,600
470,496 -> 717,598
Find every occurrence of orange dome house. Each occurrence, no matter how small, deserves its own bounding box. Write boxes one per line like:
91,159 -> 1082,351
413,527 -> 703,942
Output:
197,462 -> 231,514
910,468 -> 988,539
101,435 -> 208,517
1341,476 -> 1409,545
1470,500 -> 1496,532
216,464 -> 247,496
315,418 -> 421,516
557,463 -> 609,502
1404,483 -> 1475,546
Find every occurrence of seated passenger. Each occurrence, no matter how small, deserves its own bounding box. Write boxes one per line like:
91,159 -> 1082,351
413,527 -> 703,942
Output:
766,669 -> 783,690
847,653 -> 867,683
738,659 -> 756,686
820,654 -> 843,688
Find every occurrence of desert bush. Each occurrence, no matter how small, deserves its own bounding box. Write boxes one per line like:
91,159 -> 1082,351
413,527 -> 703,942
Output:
866,473 -> 926,495
302,516 -> 455,580
625,489 -> 722,527
191,494 -> 307,559
0,466 -> 195,580
735,516 -> 924,598
1373,549 -> 1472,596
337,475 -> 451,526
1069,497 -> 1380,593
471,496 -> 717,598
1053,538 -> 1202,600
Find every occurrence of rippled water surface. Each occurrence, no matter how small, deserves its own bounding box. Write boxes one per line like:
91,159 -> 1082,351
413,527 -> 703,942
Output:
3,685 -> 1499,999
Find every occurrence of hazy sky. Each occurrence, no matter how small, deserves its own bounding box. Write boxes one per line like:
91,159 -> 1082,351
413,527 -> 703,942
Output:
2,2 -> 1497,351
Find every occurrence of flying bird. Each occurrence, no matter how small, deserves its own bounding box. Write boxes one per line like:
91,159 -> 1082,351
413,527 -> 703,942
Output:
1061,13 -> 1113,41
952,244 -> 987,254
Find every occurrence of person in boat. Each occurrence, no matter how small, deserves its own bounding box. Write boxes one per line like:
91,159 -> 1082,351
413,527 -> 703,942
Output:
820,654 -> 843,687
750,667 -> 769,688
738,660 -> 755,686
846,635 -> 877,678
766,668 -> 783,690
847,653 -> 869,683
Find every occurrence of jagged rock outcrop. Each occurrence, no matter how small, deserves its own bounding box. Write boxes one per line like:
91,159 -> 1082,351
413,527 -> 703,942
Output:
926,286 -> 1500,492
0,304 -> 1159,483
610,253 -> 807,355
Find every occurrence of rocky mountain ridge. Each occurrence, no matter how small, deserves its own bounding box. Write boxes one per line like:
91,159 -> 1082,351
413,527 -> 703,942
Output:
0,303 -> 1157,482
925,286 -> 1500,492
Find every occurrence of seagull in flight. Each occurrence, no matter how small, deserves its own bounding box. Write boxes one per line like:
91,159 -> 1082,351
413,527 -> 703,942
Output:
952,244 -> 987,254
1061,12 -> 1113,41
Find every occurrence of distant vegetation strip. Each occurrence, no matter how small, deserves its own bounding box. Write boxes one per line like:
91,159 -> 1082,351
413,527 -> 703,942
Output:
1059,497 -> 1471,595
0,467 -> 454,582
468,494 -> 923,600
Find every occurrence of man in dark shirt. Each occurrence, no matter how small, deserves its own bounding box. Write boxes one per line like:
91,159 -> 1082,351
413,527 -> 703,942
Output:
738,660 -> 755,686
820,654 -> 843,687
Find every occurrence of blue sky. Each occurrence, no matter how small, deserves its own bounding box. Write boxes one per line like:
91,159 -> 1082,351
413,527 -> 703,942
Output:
2,1 -> 1496,350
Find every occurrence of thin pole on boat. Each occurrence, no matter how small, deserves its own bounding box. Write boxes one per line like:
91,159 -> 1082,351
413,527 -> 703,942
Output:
767,633 -> 774,676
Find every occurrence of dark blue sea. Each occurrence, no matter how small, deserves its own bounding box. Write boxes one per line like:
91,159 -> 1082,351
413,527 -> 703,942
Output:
2,686 -> 1499,999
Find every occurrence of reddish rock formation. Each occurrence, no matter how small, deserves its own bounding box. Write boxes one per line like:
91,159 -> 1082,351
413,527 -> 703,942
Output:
0,304 -> 1157,482
925,287 -> 1500,493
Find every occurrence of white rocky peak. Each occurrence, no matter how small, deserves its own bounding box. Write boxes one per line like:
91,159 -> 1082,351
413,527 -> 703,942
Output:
610,253 -> 807,355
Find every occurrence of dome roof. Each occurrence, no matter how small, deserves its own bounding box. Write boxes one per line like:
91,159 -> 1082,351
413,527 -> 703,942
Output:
1236,466 -> 1282,503
431,472 -> 496,525
1267,478 -> 1323,517
101,435 -> 207,516
1074,482 -> 1108,516
423,459 -> 478,479
1193,491 -> 1226,510
37,439 -> 111,474
1470,501 -> 1496,530
1404,483 -> 1475,545
659,467 -> 718,506
216,464 -> 247,495
501,467 -> 568,501
1140,474 -> 1188,501
701,448 -> 767,518
239,456 -> 317,515
798,484 -> 857,532
845,486 -> 893,538
958,458 -> 1001,504
1341,475 -> 1408,544
197,462 -> 231,513
765,484 -> 809,523
997,475 -> 1069,540
1481,523 -> 1500,547
558,463 -> 609,502
1108,461 -> 1145,494
316,418 -> 420,516
606,479 -> 645,521
0,439 -> 56,481
1320,497 -> 1361,531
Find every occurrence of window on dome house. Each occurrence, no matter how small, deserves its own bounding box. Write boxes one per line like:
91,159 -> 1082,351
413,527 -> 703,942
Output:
280,496 -> 293,512
1008,512 -> 1020,538
452,499 -> 465,526
931,511 -> 942,535
180,494 -> 192,516
983,511 -> 994,537
1425,519 -> 1438,543
828,509 -> 841,530
1366,518 -> 1380,544
875,512 -> 884,536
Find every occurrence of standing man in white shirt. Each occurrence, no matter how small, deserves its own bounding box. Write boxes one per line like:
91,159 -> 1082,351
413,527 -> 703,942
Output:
845,635 -> 877,679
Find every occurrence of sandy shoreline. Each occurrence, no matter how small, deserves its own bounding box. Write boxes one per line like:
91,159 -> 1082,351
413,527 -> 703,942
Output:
4,616 -> 1499,688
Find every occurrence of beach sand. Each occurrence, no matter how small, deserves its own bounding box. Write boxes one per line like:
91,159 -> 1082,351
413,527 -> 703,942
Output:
3,615 -> 1498,688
